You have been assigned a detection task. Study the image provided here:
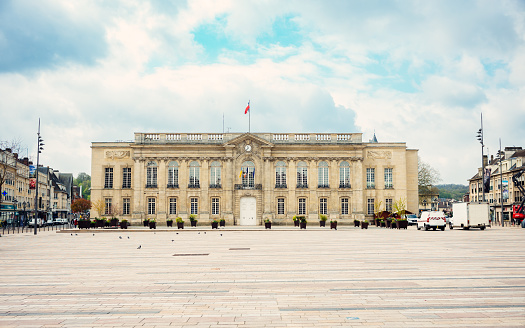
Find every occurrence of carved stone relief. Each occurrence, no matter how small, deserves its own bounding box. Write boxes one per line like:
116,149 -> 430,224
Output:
106,150 -> 131,159
367,150 -> 392,159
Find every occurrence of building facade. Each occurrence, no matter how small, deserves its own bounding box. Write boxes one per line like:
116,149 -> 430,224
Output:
1,147 -> 73,226
469,147 -> 525,223
91,132 -> 419,225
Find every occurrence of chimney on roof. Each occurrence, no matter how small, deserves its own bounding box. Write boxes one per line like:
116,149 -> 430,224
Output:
491,154 -> 494,163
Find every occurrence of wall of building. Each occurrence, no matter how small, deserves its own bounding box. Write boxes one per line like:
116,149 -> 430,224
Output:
91,132 -> 419,225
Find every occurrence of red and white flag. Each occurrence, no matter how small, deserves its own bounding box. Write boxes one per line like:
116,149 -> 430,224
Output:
244,101 -> 250,114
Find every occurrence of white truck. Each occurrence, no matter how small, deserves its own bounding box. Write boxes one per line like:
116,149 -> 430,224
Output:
450,202 -> 490,230
417,211 -> 447,231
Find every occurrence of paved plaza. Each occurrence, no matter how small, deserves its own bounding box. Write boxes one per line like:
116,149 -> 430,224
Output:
1,225 -> 524,327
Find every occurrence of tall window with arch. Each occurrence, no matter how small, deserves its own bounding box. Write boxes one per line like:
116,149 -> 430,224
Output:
297,161 -> 308,188
189,161 -> 200,188
146,161 -> 157,188
167,161 -> 179,188
339,161 -> 351,188
210,161 -> 221,188
275,161 -> 287,188
318,161 -> 329,188
241,161 -> 255,188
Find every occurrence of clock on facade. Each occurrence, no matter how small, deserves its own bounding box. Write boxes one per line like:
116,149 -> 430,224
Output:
245,144 -> 252,152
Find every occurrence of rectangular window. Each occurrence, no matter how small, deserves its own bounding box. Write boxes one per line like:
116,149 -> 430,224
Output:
122,167 -> 131,188
298,198 -> 306,215
276,166 -> 287,187
147,166 -> 157,188
211,197 -> 220,215
385,198 -> 393,212
297,164 -> 308,187
384,168 -> 393,189
210,166 -> 221,187
104,167 -> 113,189
367,198 -> 374,215
168,166 -> 179,188
341,198 -> 349,215
366,168 -> 375,189
123,198 -> 130,215
277,198 -> 285,215
169,198 -> 177,215
147,197 -> 156,215
105,198 -> 112,215
319,198 -> 327,215
190,197 -> 198,215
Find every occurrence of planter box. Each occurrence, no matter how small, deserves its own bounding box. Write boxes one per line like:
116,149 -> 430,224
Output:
166,221 -> 173,227
143,220 -> 149,227
219,220 -> 225,227
265,222 -> 272,229
110,219 -> 119,226
361,222 -> 369,229
177,222 -> 184,229
354,220 -> 360,227
190,220 -> 197,227
330,222 -> 338,229
300,222 -> 307,229
211,222 -> 218,229
293,220 -> 299,227
319,220 -> 326,227
120,222 -> 128,229
397,220 -> 408,229
95,220 -> 105,228
78,220 -> 90,229
149,222 -> 156,229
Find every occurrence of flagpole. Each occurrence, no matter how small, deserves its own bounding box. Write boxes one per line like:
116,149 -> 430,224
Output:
249,105 -> 251,133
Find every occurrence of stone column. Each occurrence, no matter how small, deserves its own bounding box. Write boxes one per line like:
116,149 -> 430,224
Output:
157,159 -> 167,222
353,159 -> 364,220
132,159 -> 144,224
179,159 -> 188,218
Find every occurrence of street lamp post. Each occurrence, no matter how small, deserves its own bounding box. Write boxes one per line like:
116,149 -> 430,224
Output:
34,119 -> 44,235
498,139 -> 504,227
13,199 -> 18,230
476,113 -> 485,203
22,201 -> 27,227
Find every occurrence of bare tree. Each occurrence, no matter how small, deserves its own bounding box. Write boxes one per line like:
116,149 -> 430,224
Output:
418,157 -> 441,205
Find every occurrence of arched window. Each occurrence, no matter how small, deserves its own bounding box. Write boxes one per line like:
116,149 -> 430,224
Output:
189,161 -> 200,188
318,161 -> 329,188
339,161 -> 351,188
275,161 -> 287,188
297,161 -> 308,188
241,161 -> 255,188
167,161 -> 178,188
210,161 -> 221,188
146,161 -> 157,188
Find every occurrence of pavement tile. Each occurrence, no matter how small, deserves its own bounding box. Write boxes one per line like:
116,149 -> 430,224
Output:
1,226 -> 524,327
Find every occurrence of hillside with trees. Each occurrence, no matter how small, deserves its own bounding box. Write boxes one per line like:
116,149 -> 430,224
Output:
437,184 -> 468,201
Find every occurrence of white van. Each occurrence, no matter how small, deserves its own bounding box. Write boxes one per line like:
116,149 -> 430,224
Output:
417,211 -> 446,231
450,202 -> 489,230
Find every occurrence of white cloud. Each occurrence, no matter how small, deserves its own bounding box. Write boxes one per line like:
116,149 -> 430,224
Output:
1,0 -> 524,185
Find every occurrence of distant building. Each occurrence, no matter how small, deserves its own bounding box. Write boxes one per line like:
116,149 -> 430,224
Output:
91,132 -> 419,225
469,147 -> 525,223
1,147 -> 73,225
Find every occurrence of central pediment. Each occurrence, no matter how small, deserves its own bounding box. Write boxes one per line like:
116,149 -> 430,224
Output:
223,133 -> 274,148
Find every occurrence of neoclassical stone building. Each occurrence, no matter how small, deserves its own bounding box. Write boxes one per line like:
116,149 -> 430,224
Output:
91,132 -> 418,225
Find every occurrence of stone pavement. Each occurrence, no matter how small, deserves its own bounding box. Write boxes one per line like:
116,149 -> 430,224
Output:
1,225 -> 524,327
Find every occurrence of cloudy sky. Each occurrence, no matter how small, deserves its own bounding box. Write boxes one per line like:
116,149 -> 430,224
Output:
1,0 -> 524,184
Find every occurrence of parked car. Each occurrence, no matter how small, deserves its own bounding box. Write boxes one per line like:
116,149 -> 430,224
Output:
406,214 -> 418,226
